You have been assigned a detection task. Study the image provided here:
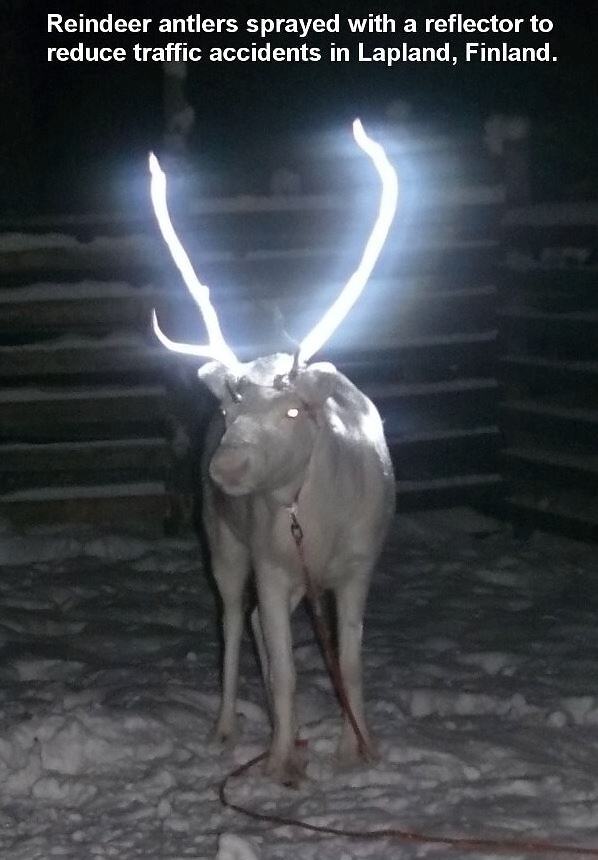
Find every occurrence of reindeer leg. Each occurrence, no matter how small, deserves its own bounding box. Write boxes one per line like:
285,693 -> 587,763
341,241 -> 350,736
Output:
211,523 -> 250,743
255,567 -> 305,785
334,569 -> 377,765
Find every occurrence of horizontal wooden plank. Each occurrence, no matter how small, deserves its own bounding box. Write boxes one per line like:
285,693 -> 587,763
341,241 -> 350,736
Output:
502,447 -> 598,490
0,275 -> 496,308
331,332 -> 497,385
365,377 -> 498,400
500,355 -> 598,393
0,236 -> 500,281
0,481 -> 167,528
0,438 -> 169,492
0,199 -> 500,251
505,499 -> 598,544
396,473 -> 504,511
501,269 -> 598,313
502,399 -> 598,424
0,386 -> 167,442
0,182 -> 504,233
0,294 -> 158,336
0,340 -> 161,378
501,399 -> 598,447
0,480 -> 166,502
0,282 -> 498,353
389,426 -> 500,481
504,225 -> 598,249
505,202 -> 598,227
0,330 -> 498,385
501,355 -> 598,376
499,308 -> 598,325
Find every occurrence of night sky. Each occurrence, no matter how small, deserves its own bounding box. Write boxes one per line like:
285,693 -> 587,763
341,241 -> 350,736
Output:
4,0 -> 597,212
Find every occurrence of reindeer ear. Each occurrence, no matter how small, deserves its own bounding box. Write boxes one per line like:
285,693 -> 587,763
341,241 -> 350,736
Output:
295,362 -> 338,407
197,361 -> 232,400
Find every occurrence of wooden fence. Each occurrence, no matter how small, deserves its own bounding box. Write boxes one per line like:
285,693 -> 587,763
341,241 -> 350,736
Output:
499,203 -> 598,542
0,123 -> 505,528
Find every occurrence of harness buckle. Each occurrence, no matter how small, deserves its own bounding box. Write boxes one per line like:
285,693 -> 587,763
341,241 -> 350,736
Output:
289,510 -> 304,545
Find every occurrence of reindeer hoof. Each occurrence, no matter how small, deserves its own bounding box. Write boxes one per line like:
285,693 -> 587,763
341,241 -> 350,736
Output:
265,748 -> 306,787
211,717 -> 237,747
336,732 -> 379,768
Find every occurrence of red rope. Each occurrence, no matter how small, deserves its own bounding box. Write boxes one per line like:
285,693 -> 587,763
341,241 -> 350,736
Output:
288,508 -> 373,761
218,751 -> 598,855
217,510 -> 598,857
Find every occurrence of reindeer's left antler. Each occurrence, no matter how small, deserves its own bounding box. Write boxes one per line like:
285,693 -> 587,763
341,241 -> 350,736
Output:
298,120 -> 398,364
149,153 -> 240,371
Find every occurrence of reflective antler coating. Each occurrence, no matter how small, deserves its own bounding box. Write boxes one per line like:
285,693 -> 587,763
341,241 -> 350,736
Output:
149,153 -> 240,370
297,120 -> 398,364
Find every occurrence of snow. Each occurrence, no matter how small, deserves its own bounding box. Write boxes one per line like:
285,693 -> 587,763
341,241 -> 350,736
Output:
0,511 -> 597,859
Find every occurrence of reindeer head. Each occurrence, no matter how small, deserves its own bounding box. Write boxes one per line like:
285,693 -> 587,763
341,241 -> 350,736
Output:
150,120 -> 398,495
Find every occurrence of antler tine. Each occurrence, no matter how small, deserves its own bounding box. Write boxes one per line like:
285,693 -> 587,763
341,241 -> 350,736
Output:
151,309 -> 223,360
297,120 -> 398,364
288,347 -> 301,380
149,153 -> 240,371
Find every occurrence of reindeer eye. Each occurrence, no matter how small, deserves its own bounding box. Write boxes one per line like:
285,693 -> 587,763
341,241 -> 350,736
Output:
221,408 -> 227,417
286,408 -> 299,419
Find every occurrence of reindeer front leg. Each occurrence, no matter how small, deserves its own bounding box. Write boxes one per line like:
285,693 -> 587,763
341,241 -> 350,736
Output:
255,564 -> 305,785
210,523 -> 251,743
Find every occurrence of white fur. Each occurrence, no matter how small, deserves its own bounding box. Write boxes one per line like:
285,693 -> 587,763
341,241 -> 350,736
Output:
201,354 -> 394,783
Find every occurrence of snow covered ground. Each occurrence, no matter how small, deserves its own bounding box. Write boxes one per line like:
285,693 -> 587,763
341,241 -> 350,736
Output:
0,510 -> 597,859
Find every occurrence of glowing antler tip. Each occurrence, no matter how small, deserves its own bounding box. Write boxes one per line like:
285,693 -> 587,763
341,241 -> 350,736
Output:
148,152 -> 161,175
352,118 -> 366,141
151,308 -> 163,341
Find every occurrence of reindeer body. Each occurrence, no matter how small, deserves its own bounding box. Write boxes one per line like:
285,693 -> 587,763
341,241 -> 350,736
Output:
200,354 -> 394,781
148,120 -> 398,783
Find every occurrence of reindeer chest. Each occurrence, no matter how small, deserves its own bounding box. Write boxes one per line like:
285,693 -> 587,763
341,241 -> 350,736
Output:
248,499 -> 342,588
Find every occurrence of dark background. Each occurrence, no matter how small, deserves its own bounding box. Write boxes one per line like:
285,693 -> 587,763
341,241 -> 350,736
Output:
1,0 -> 596,213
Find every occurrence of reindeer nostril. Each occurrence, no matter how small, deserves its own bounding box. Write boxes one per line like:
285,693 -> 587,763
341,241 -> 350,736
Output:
210,449 -> 251,487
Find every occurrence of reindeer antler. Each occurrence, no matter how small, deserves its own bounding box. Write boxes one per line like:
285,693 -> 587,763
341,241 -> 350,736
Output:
150,120 -> 397,374
149,153 -> 240,371
297,120 -> 398,364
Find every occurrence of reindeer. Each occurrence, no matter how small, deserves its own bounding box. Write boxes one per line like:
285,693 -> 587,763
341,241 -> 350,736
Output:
150,121 -> 398,785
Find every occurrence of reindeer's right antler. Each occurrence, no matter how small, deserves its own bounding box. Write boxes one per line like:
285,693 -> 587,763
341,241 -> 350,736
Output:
149,153 -> 240,371
297,120 -> 398,364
